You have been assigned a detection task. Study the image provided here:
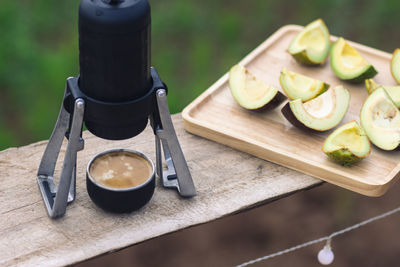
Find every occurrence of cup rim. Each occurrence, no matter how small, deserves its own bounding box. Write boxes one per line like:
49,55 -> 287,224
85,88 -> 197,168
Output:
86,148 -> 155,192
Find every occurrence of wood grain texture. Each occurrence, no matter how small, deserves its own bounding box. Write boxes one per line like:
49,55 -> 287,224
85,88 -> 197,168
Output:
0,115 -> 321,267
182,25 -> 400,197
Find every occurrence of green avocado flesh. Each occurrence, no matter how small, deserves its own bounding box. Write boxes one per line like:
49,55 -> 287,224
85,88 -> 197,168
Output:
229,65 -> 285,110
323,121 -> 370,166
360,88 -> 400,151
330,37 -> 377,83
288,19 -> 330,65
365,79 -> 400,108
279,68 -> 329,102
284,86 -> 350,131
391,49 -> 400,84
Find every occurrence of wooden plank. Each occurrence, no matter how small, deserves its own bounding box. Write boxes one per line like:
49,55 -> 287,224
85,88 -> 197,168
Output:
182,25 -> 400,197
0,115 -> 321,267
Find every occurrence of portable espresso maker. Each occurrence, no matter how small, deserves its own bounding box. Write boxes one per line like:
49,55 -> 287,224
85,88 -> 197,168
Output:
37,0 -> 196,218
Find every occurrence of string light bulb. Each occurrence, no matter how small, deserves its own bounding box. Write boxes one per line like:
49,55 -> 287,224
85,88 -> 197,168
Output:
318,241 -> 334,265
236,206 -> 400,267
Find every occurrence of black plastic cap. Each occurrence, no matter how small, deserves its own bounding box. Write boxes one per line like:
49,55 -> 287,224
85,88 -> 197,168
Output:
79,0 -> 150,34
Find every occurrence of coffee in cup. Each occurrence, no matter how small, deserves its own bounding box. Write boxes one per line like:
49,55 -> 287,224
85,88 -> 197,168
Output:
86,149 -> 155,213
89,151 -> 152,189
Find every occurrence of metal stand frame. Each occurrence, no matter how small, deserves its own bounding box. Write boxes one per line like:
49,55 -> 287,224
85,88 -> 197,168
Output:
37,84 -> 85,218
37,76 -> 195,219
153,89 -> 196,198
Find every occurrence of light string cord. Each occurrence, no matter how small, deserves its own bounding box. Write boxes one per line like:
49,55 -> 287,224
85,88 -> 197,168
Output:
235,205 -> 400,267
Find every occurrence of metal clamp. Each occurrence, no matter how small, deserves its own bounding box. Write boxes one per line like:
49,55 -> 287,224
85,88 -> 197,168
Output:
37,82 -> 85,218
153,89 -> 196,198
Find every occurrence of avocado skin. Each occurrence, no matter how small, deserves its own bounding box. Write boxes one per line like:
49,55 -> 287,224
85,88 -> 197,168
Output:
326,149 -> 361,166
281,102 -> 319,132
291,50 -> 327,66
250,91 -> 287,111
346,66 -> 378,83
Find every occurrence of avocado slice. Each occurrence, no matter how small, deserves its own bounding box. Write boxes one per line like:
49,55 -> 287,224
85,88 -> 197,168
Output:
288,19 -> 330,65
281,86 -> 350,131
229,65 -> 286,110
364,78 -> 381,94
360,88 -> 400,151
323,121 -> 370,166
365,79 -> 400,108
279,68 -> 329,102
330,38 -> 377,83
391,48 -> 400,84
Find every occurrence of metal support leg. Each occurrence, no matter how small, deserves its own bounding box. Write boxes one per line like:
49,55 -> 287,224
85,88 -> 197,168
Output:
37,92 -> 85,218
154,89 -> 196,197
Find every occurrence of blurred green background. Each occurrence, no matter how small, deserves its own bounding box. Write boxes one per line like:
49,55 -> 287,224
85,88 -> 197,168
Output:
1,0 -> 399,150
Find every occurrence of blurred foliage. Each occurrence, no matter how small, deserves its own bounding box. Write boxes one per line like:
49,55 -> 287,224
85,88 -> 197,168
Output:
1,0 -> 400,150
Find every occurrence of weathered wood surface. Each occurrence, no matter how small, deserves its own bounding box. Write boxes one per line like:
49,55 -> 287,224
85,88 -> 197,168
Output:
0,115 -> 321,267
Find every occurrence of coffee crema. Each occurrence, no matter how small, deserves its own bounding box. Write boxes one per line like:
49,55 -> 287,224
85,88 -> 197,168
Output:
89,151 -> 152,189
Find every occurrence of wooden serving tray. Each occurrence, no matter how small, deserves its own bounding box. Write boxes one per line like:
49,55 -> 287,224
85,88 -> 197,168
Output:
182,25 -> 400,197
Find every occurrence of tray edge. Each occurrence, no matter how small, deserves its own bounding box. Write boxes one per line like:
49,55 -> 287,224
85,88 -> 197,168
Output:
181,24 -> 399,197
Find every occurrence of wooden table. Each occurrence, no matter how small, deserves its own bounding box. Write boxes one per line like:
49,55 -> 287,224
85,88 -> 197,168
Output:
0,115 -> 322,267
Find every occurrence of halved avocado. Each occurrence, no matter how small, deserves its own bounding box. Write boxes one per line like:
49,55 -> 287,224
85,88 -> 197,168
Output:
360,87 -> 400,151
323,121 -> 370,166
229,65 -> 286,110
281,86 -> 350,131
288,19 -> 330,65
365,79 -> 400,108
391,48 -> 400,84
330,38 -> 377,83
279,68 -> 329,101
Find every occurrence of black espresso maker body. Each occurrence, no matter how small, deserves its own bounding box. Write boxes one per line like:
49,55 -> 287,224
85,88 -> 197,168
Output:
37,0 -> 196,218
77,0 -> 152,140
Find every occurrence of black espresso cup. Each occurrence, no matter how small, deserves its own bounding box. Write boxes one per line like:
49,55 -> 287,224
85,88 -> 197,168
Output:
86,149 -> 155,213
